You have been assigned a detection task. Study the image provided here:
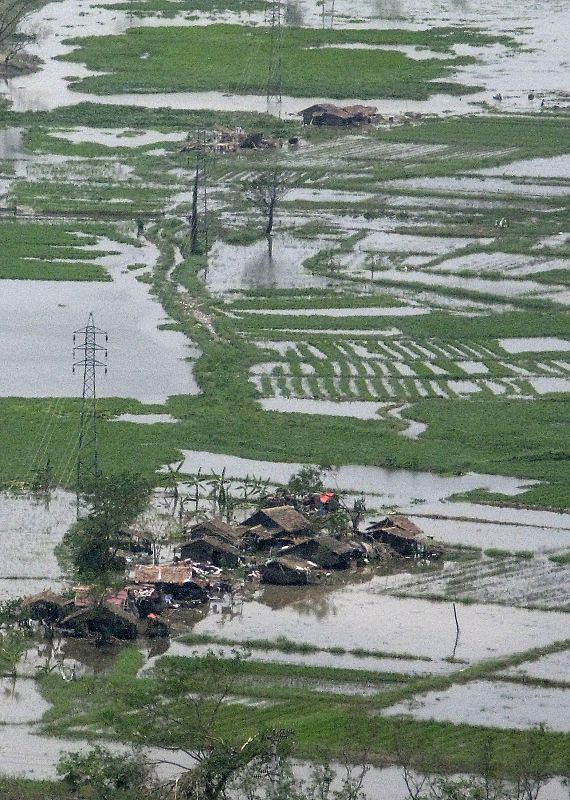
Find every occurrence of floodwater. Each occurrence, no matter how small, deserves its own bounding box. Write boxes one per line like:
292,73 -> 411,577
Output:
239,305 -> 427,317
0,678 -> 51,723
51,127 -> 186,148
166,449 -> 536,507
505,648 -> 570,683
258,398 -> 387,420
499,337 -> 570,354
480,153 -> 570,179
206,236 -> 334,294
0,237 -> 199,403
192,579 -> 569,663
387,176 -> 570,198
384,680 -> 570,731
158,640 -> 456,676
410,515 -> 570,553
111,413 -> 180,424
3,0 -> 570,118
0,490 -> 74,600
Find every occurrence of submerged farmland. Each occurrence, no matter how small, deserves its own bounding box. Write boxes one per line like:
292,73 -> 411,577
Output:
0,0 -> 569,796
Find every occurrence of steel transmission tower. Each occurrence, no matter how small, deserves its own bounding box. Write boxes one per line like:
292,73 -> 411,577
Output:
266,0 -> 283,115
73,313 -> 108,507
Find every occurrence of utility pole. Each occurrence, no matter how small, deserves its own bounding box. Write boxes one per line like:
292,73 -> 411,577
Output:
266,0 -> 283,116
189,130 -> 208,256
73,312 -> 108,515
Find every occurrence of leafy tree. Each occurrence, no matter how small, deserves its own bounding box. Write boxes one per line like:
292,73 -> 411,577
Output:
57,745 -> 152,800
287,465 -> 325,495
60,472 -> 151,580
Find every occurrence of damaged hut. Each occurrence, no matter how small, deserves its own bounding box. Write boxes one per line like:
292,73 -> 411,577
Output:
300,103 -> 378,126
22,591 -> 72,624
178,535 -> 240,568
183,517 -> 246,548
133,563 -> 208,603
241,505 -> 314,550
260,556 -> 313,586
365,515 -> 442,559
59,602 -> 138,641
284,535 -> 361,569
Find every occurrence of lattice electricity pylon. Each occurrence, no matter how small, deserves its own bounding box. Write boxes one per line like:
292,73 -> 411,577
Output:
73,312 -> 108,505
266,0 -> 283,115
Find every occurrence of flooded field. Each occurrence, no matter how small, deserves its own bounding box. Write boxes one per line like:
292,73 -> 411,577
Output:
386,553 -> 570,609
384,680 -> 570,731
0,239 -> 198,403
0,490 -> 73,600
0,0 -> 568,785
169,449 -> 536,507
505,648 -> 570,683
191,578 -> 569,663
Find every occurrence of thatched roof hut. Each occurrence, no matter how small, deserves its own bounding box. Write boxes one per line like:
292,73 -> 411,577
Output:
59,603 -> 138,641
260,557 -> 313,585
22,591 -> 72,623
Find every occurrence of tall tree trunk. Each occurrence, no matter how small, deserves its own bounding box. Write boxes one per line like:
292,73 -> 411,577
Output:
265,199 -> 275,236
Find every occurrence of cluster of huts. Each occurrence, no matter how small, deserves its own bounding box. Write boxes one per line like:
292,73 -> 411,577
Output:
22,506 -> 442,640
181,128 -> 300,155
299,104 -> 422,127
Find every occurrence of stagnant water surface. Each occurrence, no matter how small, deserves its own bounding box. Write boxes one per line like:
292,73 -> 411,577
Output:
384,680 -> 570,731
191,578 -> 569,663
167,449 -> 536,507
0,490 -> 74,600
3,0 -> 570,117
0,238 -> 198,402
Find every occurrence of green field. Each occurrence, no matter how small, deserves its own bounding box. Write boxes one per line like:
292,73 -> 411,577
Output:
59,24 -> 512,98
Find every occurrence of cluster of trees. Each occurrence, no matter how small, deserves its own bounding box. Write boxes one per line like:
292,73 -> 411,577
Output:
60,472 -> 152,582
56,735 -> 562,800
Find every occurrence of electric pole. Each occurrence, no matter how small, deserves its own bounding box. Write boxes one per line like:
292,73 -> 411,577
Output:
189,130 -> 208,256
266,0 -> 283,116
73,312 -> 108,514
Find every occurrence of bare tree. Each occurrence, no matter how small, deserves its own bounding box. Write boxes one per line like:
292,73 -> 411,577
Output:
0,0 -> 34,59
244,169 -> 290,238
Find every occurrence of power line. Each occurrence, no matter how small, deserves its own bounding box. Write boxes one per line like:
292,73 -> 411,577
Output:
72,312 -> 108,514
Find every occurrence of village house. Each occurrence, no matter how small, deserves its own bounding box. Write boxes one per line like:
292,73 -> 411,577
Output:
22,590 -> 73,623
133,563 -> 209,603
365,515 -> 442,559
178,535 -> 240,568
59,603 -> 139,641
241,505 -> 314,550
183,517 -> 246,547
284,535 -> 362,569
